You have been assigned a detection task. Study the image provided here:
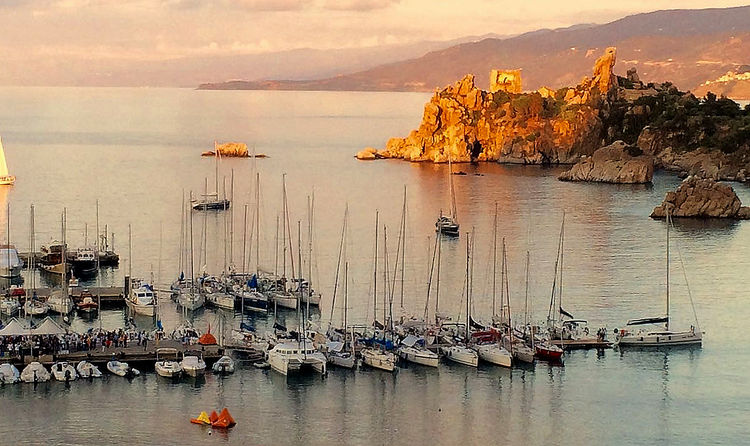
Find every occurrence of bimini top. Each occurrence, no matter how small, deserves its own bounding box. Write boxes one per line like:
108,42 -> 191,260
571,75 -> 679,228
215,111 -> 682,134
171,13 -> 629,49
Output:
626,316 -> 669,326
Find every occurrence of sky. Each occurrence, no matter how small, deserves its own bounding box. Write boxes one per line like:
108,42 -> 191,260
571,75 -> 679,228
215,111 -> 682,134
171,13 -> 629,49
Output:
0,0 -> 748,85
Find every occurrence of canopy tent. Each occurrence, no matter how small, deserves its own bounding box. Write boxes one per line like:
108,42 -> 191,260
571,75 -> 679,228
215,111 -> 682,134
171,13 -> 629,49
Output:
0,318 -> 29,336
0,317 -> 69,337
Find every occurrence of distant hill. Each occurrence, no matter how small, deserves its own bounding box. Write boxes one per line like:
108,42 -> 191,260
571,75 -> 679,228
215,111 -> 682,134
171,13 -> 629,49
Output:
199,6 -> 750,92
694,66 -> 750,100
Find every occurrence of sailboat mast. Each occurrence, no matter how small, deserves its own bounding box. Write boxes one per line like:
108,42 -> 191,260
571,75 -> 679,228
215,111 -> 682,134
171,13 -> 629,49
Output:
29,204 -> 35,292
666,208 -> 670,331
214,142 -> 219,198
242,204 -> 248,274
373,211 -> 378,324
465,231 -> 470,339
254,173 -> 260,275
492,202 -> 497,317
274,215 -> 279,277
329,206 -> 347,325
400,186 -> 406,310
435,226 -> 442,323
559,212 -> 565,325
281,175 -> 287,280
62,208 -> 67,296
189,193 -> 195,294
383,226 -> 388,328
229,169 -> 234,266
524,250 -> 530,335
344,261 -> 348,330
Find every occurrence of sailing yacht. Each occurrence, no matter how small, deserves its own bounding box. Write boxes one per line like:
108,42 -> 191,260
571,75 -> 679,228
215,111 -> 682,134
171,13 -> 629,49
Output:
435,156 -> 459,236
442,233 -> 479,367
616,211 -> 703,347
192,147 -> 230,211
0,136 -> 15,185
397,335 -> 439,367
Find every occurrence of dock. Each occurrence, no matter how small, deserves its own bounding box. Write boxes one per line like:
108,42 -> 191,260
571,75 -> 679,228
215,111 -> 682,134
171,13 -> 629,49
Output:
13,286 -> 125,307
552,338 -> 613,349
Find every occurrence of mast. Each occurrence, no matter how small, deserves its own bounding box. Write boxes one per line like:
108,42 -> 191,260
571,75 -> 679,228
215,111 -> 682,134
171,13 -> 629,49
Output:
400,186 -> 406,310
230,168 -> 234,266
254,173 -> 260,275
465,231 -> 470,339
96,200 -> 101,331
524,250 -> 530,336
448,155 -> 458,223
383,225 -> 388,328
214,142 -> 219,198
373,211 -> 378,324
559,212 -> 565,325
344,261 -> 348,330
242,204 -> 248,274
62,208 -> 67,297
188,193 -> 195,295
274,215 -> 279,277
666,207 -> 670,330
29,204 -> 35,293
297,221 -> 303,347
281,175 -> 287,280
6,203 -> 10,285
329,205 -> 348,325
492,202 -> 498,317
435,224 -> 442,324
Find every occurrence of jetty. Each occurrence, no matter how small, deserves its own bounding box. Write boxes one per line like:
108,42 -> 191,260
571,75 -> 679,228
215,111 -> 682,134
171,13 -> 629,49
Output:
552,339 -> 613,349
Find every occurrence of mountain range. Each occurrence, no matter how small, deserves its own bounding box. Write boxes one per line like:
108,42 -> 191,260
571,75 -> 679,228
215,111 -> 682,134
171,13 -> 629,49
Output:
199,6 -> 750,95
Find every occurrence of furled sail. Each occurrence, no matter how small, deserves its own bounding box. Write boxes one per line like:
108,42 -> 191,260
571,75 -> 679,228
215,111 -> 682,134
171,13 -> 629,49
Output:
0,136 -> 8,177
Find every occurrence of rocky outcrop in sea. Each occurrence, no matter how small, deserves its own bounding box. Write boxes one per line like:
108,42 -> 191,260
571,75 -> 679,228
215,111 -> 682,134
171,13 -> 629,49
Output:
558,140 -> 654,183
650,176 -> 750,219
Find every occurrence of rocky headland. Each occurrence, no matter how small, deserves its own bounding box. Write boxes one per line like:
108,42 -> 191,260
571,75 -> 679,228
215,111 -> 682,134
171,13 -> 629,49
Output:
650,176 -> 750,219
361,47 -> 750,186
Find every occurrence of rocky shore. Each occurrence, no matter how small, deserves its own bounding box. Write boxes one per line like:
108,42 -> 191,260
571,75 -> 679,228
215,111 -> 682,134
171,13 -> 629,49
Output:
558,140 -> 654,184
650,176 -> 750,219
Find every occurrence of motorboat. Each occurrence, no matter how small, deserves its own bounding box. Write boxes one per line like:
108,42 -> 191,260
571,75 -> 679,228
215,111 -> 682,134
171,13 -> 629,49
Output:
125,279 -> 157,317
39,262 -> 71,277
397,335 -> 439,368
76,361 -> 102,378
177,290 -> 205,311
212,355 -> 235,374
107,360 -> 140,377
76,291 -> 98,315
51,361 -> 78,381
21,362 -> 50,383
0,297 -> 20,316
441,344 -> 479,367
325,341 -> 356,369
155,348 -> 183,378
47,289 -> 74,314
40,241 -> 65,265
474,343 -> 512,367
70,247 -> 98,277
0,244 -> 22,278
267,340 -> 327,376
180,355 -> 206,377
0,363 -> 20,384
361,347 -> 397,372
24,298 -> 50,316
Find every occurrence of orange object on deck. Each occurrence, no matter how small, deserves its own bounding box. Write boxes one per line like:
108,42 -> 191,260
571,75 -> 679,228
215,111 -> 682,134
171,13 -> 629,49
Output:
211,408 -> 236,429
198,333 -> 217,345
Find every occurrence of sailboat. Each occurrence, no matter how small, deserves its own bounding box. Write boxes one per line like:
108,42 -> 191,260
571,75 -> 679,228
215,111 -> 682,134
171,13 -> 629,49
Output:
192,146 -> 230,210
0,136 -> 15,185
436,155 -> 459,236
616,210 -> 703,347
47,210 -> 74,315
124,225 -> 157,317
441,232 -> 479,367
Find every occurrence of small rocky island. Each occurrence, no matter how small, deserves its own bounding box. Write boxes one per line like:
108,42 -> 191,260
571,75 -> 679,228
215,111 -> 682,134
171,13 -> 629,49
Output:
558,140 -> 654,184
651,177 -> 750,219
201,142 -> 267,158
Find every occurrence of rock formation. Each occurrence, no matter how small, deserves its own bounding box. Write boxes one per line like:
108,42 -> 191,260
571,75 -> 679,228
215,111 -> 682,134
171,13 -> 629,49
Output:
490,70 -> 522,94
202,142 -> 250,157
559,140 -> 654,183
368,48 -> 618,164
650,176 -> 750,219
356,147 -> 379,160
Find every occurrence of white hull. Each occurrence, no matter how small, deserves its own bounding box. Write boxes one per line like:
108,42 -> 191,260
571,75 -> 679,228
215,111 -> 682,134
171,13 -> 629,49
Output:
0,299 -> 20,316
177,292 -> 205,311
48,297 -> 74,315
442,345 -> 479,367
51,362 -> 78,381
475,344 -> 512,368
107,360 -> 139,377
617,329 -> 702,347
271,292 -> 298,310
268,341 -> 327,376
301,293 -> 321,306
0,364 -> 20,384
21,362 -> 50,383
181,356 -> 206,377
327,352 -> 356,369
206,293 -> 234,310
125,299 -> 156,317
512,346 -> 535,364
76,361 -> 102,378
0,265 -> 21,278
398,346 -> 439,367
24,301 -> 50,316
155,361 -> 183,378
212,356 -> 236,374
361,348 -> 397,372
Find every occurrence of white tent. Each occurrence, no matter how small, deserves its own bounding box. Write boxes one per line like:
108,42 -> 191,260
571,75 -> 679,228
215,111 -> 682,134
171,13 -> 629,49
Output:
32,317 -> 68,336
0,318 -> 29,336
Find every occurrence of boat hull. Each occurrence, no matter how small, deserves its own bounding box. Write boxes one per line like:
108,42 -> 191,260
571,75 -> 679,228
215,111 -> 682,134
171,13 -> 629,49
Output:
362,349 -> 397,372
441,346 -> 479,367
155,361 -> 183,378
125,299 -> 156,317
398,347 -> 439,367
327,352 -> 356,369
535,345 -> 564,361
271,293 -> 297,310
475,345 -> 512,368
617,330 -> 702,347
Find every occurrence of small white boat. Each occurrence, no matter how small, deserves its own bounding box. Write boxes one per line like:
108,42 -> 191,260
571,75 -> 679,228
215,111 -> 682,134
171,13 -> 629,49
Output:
474,343 -> 512,368
21,362 -> 51,383
441,344 -> 479,367
0,135 -> 16,186
206,292 -> 234,310
51,361 -> 78,381
180,355 -> 206,377
267,340 -> 327,376
24,299 -> 50,316
0,297 -> 20,316
177,290 -> 205,311
361,347 -> 397,372
76,361 -> 102,378
155,348 -> 183,378
47,290 -> 74,315
0,363 -> 20,384
107,360 -> 140,377
325,341 -> 356,369
397,335 -> 439,368
126,279 -> 157,317
212,355 -> 235,374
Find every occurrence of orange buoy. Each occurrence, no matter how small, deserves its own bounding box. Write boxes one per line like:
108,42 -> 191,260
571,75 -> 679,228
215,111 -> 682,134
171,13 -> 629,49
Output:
211,408 -> 236,429
190,411 -> 211,425
209,410 -> 219,424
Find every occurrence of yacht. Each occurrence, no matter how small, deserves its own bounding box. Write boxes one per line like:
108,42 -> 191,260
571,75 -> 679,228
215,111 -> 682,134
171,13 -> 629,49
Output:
181,355 -> 206,377
126,279 -> 157,317
21,362 -> 50,383
47,289 -> 74,314
474,342 -> 512,367
0,363 -> 20,384
267,340 -> 327,376
397,335 -> 439,367
230,286 -> 268,313
155,348 -> 183,378
0,244 -> 22,278
76,361 -> 102,378
270,289 -> 298,310
441,344 -> 479,367
205,291 -> 234,310
361,347 -> 398,372
51,362 -> 77,381
70,247 -> 98,277
325,341 -> 356,369
177,290 -> 205,311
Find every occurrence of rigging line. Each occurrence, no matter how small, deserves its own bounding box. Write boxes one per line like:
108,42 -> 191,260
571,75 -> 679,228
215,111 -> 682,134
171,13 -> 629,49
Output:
671,220 -> 702,333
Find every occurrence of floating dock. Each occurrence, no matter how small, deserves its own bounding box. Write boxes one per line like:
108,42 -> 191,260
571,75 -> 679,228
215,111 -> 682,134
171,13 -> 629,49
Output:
15,286 -> 125,307
552,338 -> 613,349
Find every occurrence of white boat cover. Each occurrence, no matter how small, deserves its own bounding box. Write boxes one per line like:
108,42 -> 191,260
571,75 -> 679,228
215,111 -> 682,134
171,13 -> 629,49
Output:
401,335 -> 421,347
326,341 -> 344,353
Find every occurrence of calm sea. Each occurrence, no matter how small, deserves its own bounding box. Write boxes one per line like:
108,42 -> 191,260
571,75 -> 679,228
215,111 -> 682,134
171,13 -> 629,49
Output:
0,88 -> 748,445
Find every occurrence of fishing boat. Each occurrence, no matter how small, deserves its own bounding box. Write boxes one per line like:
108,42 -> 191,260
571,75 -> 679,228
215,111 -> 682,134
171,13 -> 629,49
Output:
51,361 -> 77,382
0,245 -> 21,278
212,355 -> 235,374
181,355 -> 206,377
70,247 -> 97,277
76,361 -> 102,378
76,291 -> 98,315
0,135 -> 15,185
20,362 -> 50,383
435,156 -> 459,237
0,363 -> 20,384
397,335 -> 439,367
267,339 -> 327,376
616,210 -> 703,348
155,348 -> 183,378
107,360 -> 139,378
126,279 -> 157,317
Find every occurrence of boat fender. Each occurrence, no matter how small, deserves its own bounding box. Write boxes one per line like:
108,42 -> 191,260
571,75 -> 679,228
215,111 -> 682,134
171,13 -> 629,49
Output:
583,327 -> 589,335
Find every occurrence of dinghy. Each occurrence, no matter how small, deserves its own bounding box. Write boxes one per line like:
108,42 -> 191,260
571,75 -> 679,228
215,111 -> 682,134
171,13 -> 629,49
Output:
0,363 -> 20,384
51,361 -> 78,381
21,362 -> 50,383
212,355 -> 235,374
180,355 -> 206,377
76,361 -> 102,378
107,360 -> 139,377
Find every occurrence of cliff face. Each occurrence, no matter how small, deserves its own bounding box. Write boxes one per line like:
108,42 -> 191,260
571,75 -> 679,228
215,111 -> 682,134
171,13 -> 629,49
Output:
377,48 -> 617,164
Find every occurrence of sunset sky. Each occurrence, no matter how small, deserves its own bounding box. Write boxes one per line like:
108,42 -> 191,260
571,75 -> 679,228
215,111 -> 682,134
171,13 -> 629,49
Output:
1,0 -> 748,85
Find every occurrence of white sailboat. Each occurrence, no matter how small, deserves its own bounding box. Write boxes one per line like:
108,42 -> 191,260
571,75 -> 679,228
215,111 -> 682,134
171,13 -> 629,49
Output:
616,210 -> 703,347
442,232 -> 478,367
125,225 -> 157,317
0,136 -> 15,186
398,335 -> 439,367
435,155 -> 459,236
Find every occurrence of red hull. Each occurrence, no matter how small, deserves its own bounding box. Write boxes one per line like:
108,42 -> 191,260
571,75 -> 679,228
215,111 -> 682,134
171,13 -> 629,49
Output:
535,345 -> 563,361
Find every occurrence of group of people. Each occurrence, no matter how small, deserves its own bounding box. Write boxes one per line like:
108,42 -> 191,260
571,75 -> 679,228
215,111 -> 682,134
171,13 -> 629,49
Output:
0,329 -> 157,359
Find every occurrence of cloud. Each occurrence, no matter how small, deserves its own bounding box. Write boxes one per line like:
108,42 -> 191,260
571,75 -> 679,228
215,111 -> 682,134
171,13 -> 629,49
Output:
321,0 -> 401,11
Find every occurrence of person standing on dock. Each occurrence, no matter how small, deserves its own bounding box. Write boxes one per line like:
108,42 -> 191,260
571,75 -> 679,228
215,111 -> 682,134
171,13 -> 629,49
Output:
143,336 -> 148,351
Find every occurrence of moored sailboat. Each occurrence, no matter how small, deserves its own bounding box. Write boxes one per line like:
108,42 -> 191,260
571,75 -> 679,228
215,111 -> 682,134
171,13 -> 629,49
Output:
0,135 -> 15,186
